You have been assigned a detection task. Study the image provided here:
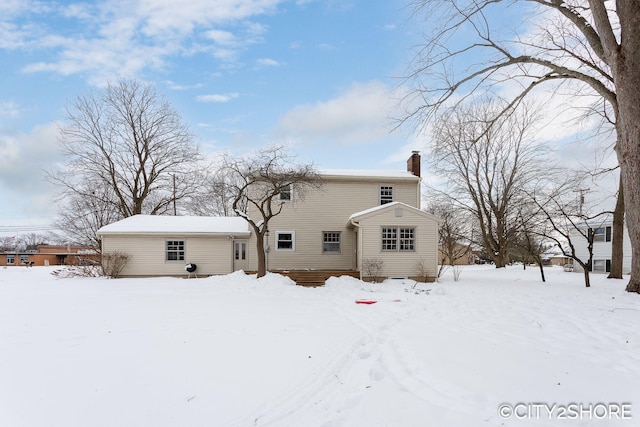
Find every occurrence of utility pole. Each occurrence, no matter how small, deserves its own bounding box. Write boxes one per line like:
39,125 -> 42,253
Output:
173,174 -> 177,216
573,188 -> 590,216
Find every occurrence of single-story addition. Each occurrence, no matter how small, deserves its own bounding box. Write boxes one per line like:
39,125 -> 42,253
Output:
97,152 -> 443,281
97,216 -> 251,277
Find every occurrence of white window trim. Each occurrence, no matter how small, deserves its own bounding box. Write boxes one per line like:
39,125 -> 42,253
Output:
381,226 -> 416,252
275,231 -> 296,252
322,231 -> 342,254
380,185 -> 394,205
166,239 -> 185,262
279,184 -> 293,202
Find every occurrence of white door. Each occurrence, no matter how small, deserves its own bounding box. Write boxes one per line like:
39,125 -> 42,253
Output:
233,240 -> 249,271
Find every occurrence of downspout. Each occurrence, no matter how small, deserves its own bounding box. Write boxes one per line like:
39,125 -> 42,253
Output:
350,218 -> 363,280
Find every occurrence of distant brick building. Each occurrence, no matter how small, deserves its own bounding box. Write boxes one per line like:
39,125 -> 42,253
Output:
1,245 -> 99,267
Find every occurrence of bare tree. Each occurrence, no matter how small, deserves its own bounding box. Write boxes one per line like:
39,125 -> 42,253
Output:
405,0 -> 640,293
429,99 -> 548,268
50,80 -> 201,226
53,184 -> 122,249
608,175 -> 624,279
0,237 -> 17,252
529,178 -> 609,288
427,200 -> 472,270
512,207 -> 550,282
185,167 -> 243,217
221,146 -> 322,278
17,233 -> 50,251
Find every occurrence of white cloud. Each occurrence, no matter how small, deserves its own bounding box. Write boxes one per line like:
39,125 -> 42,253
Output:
205,29 -> 238,46
137,0 -> 278,37
9,0 -> 285,84
196,92 -> 240,103
276,81 -> 402,145
0,122 -> 62,223
256,58 -> 280,67
0,121 -> 61,187
0,101 -> 22,118
165,80 -> 204,91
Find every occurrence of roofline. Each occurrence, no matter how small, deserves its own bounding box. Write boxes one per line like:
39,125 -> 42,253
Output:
97,231 -> 251,237
348,202 -> 443,224
319,171 -> 420,181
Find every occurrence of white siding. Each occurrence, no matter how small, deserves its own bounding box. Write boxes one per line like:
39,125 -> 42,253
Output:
102,235 -> 234,276
246,176 -> 421,271
357,207 -> 440,279
570,224 -> 632,274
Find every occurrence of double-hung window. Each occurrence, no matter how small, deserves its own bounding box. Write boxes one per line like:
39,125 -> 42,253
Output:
322,232 -> 341,254
590,226 -> 611,242
591,259 -> 611,273
279,184 -> 292,201
166,240 -> 185,261
6,254 -> 15,265
276,231 -> 295,251
380,186 -> 393,205
382,227 -> 415,252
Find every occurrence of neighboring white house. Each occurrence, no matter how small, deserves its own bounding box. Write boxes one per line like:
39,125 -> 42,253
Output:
570,218 -> 632,274
97,152 -> 443,281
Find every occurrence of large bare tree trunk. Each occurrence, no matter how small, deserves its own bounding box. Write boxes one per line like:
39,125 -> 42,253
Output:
583,268 -> 591,288
256,232 -> 266,278
608,175 -> 624,279
616,2 -> 640,293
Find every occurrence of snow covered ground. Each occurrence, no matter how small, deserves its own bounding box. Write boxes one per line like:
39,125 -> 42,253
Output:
0,265 -> 638,427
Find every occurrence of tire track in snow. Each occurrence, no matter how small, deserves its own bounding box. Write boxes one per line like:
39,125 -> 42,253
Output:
228,290 -> 420,426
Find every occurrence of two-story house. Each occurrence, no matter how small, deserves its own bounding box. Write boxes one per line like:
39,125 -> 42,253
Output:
569,218 -> 632,274
97,152 -> 442,281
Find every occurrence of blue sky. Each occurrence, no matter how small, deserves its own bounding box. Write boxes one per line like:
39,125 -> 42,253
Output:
0,0 -> 620,238
0,0 -> 425,234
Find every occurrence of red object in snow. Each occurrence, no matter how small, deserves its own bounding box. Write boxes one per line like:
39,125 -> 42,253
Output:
355,300 -> 378,304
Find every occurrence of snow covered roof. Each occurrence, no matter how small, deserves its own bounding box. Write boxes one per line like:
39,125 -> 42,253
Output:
319,169 -> 418,180
348,202 -> 442,224
97,215 -> 251,236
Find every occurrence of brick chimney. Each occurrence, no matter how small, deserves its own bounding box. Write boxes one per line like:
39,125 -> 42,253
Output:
407,151 -> 421,177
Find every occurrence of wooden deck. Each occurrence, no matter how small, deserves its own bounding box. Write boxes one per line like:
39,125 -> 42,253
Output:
274,270 -> 360,287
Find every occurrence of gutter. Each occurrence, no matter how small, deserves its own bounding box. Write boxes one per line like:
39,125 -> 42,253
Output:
349,218 -> 363,281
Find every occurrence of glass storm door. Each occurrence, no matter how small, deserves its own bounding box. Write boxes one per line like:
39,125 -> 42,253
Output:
233,240 -> 249,271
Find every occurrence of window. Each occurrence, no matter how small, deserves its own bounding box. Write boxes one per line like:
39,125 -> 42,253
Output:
279,184 -> 292,201
591,259 -> 611,273
166,240 -> 185,261
382,227 -> 416,252
234,242 -> 246,260
20,255 -> 29,264
399,227 -> 415,251
382,227 -> 398,251
590,226 -> 612,242
380,186 -> 393,205
323,232 -> 341,253
276,231 -> 295,251
6,254 -> 14,265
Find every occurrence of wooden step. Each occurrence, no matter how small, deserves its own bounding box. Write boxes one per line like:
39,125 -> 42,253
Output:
275,270 -> 360,287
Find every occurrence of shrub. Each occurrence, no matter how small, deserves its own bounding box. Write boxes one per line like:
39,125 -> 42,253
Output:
101,251 -> 130,278
363,258 -> 384,283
